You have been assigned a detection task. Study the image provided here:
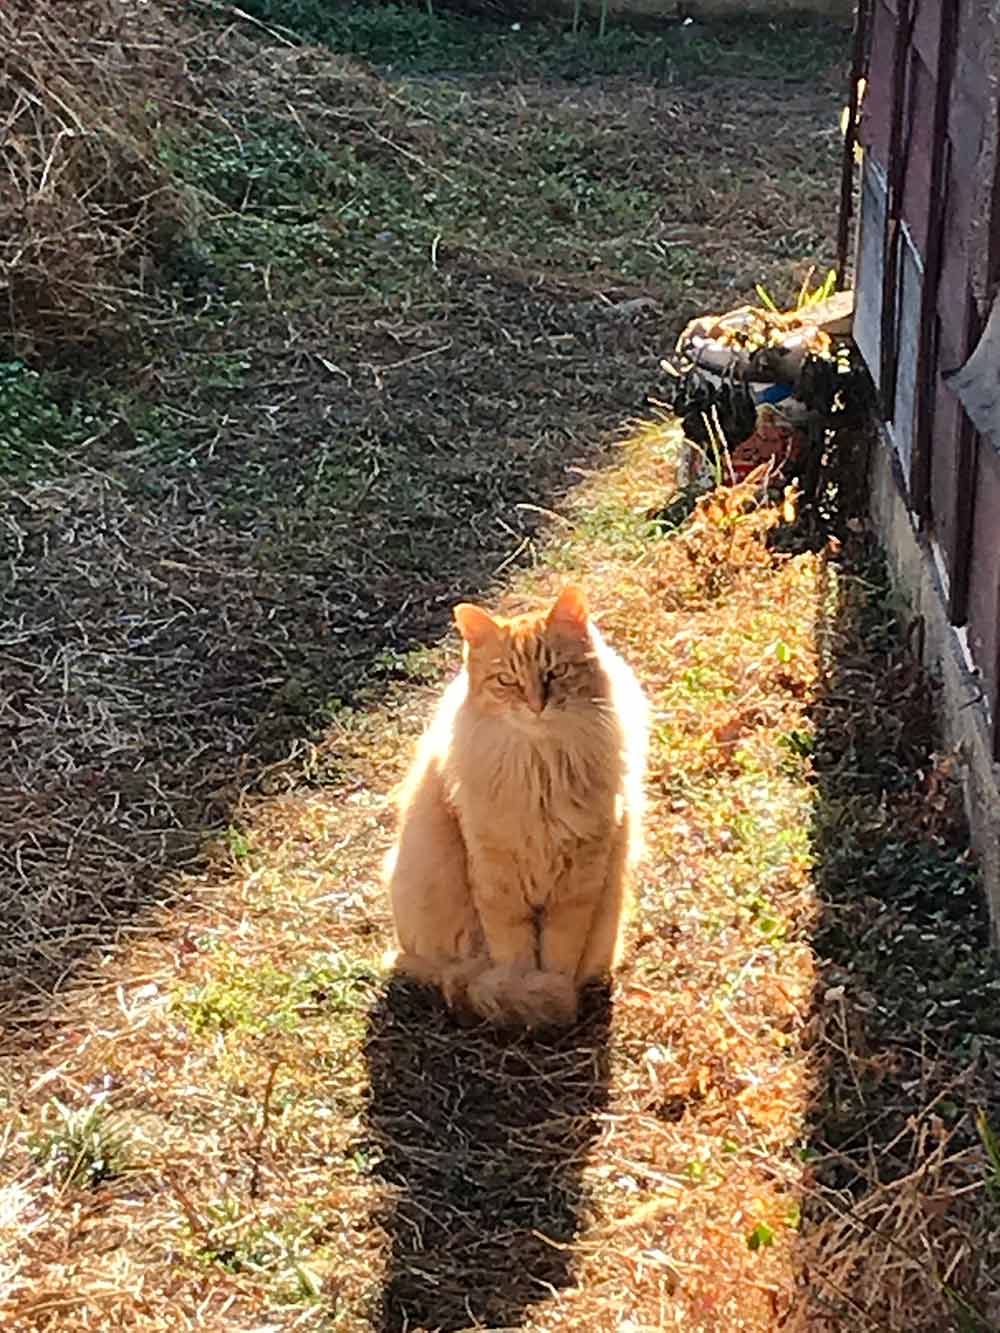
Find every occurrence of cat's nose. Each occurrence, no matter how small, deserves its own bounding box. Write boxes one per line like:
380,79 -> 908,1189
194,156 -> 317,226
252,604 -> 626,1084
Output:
525,685 -> 546,714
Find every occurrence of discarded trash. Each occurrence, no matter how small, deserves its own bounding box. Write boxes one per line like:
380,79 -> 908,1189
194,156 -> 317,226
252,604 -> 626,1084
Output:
659,289 -> 861,490
729,404 -> 805,481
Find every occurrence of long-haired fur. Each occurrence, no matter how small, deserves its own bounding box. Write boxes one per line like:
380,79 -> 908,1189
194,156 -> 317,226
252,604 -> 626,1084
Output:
385,584 -> 648,1028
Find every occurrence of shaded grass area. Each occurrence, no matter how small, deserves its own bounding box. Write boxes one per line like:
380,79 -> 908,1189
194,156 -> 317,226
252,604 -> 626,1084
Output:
226,0 -> 845,82
363,980 -> 612,1331
803,553 -> 1000,1330
0,7 -> 844,1000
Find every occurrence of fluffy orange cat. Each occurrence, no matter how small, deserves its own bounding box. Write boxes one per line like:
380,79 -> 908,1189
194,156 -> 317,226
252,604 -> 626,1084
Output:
385,584 -> 648,1028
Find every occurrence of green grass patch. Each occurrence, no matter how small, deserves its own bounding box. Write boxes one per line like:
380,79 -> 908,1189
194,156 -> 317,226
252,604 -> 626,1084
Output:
175,950 -> 380,1038
0,361 -> 94,478
29,1097 -> 134,1188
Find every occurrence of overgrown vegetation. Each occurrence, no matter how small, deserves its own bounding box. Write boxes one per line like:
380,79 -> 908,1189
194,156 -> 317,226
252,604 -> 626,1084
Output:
3,3 -> 999,1331
0,0 -> 190,356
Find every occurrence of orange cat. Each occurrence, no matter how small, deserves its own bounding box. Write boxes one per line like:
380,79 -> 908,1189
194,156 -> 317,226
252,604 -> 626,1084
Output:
385,584 -> 648,1028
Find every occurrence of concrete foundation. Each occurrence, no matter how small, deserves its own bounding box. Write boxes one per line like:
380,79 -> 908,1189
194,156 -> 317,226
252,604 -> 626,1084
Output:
869,431 -> 1000,946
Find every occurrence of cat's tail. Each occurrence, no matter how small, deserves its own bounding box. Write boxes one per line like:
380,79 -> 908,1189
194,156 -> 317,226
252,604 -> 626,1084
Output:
386,950 -> 578,1029
465,964 -> 578,1029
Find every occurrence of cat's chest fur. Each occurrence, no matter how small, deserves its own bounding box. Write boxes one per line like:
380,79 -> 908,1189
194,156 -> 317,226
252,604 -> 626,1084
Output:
445,708 -> 622,852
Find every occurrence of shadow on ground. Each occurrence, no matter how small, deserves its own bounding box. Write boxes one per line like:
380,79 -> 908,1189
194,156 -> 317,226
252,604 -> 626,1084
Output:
800,536 -> 1000,1330
360,979 -> 612,1332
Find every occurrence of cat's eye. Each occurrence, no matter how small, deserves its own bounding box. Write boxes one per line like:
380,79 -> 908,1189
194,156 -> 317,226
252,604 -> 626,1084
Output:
496,672 -> 518,687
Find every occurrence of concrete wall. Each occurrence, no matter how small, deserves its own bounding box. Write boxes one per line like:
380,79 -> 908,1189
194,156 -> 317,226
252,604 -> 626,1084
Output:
869,433 -> 1000,947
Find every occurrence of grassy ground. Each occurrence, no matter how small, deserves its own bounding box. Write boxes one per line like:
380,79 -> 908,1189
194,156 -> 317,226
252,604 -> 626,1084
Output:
0,2 -> 842,997
3,4 -> 1000,1331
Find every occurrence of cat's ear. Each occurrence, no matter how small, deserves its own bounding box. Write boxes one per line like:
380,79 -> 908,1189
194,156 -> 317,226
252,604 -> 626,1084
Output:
454,602 -> 499,648
548,584 -> 590,637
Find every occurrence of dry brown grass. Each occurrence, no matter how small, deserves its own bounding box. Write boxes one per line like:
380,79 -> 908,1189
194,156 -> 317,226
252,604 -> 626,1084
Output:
0,0 -> 194,356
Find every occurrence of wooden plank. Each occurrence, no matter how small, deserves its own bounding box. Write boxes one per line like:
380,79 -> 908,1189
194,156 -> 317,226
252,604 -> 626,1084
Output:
899,51 -> 937,258
954,12 -> 991,115
911,0 -> 940,73
946,291 -> 986,627
836,0 -> 871,285
936,171 -> 971,366
989,109 -> 1000,294
964,444 -> 1000,748
930,360 -> 962,564
909,0 -> 960,514
804,290 -> 855,335
948,411 -> 979,626
879,0 -> 916,412
861,1 -> 900,167
966,0 -> 1000,308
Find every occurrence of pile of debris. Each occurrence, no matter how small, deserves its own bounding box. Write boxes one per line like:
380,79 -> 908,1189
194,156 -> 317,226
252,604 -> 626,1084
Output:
660,287 -> 858,488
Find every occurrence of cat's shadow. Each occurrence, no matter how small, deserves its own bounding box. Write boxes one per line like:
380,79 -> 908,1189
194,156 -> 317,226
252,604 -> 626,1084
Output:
360,977 -> 612,1333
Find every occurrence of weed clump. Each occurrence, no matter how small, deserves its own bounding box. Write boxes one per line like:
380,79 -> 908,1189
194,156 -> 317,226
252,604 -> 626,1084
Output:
30,1097 -> 132,1188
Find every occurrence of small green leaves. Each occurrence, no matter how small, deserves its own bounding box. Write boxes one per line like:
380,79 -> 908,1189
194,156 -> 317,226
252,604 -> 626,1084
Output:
975,1108 -> 1000,1201
746,1221 -> 774,1251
